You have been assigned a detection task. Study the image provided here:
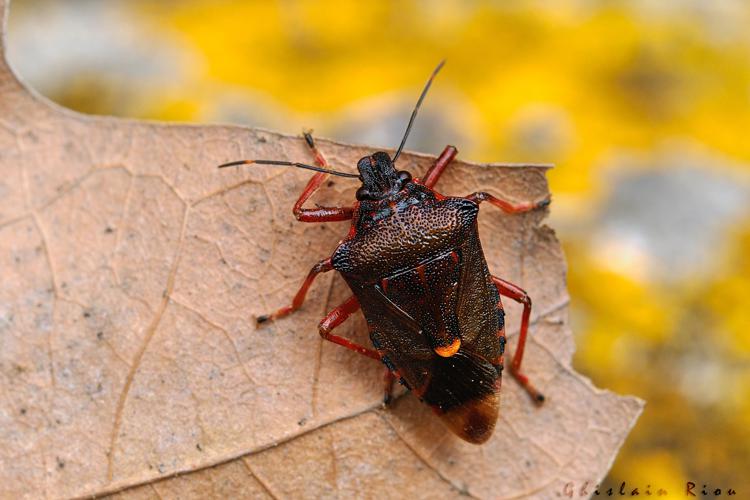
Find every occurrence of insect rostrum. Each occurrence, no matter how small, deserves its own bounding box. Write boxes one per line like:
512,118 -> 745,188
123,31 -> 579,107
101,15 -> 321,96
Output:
220,61 -> 549,444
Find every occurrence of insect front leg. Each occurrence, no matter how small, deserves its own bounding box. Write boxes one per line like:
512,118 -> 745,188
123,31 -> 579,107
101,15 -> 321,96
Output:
465,191 -> 550,214
293,132 -> 355,222
419,145 -> 551,212
492,276 -> 545,404
420,145 -> 458,188
318,296 -> 380,361
256,258 -> 333,324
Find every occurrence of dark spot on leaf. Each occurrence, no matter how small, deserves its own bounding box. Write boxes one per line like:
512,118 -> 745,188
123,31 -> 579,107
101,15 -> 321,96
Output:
23,130 -> 39,143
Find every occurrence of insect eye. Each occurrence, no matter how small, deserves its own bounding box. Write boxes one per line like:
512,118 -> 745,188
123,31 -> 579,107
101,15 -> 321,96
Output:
356,187 -> 376,201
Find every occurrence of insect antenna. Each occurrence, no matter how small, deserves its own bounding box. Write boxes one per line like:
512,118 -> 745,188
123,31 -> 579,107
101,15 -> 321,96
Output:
392,59 -> 446,163
218,159 -> 360,178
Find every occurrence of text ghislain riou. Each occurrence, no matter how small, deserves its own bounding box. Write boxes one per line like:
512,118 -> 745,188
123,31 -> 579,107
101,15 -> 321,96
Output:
561,481 -> 737,497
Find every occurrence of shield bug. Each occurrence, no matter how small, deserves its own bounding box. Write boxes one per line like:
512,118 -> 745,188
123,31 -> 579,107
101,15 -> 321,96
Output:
219,61 -> 549,444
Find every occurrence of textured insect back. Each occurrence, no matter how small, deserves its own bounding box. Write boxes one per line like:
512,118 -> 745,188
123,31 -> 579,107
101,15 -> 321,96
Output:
223,61 -> 549,445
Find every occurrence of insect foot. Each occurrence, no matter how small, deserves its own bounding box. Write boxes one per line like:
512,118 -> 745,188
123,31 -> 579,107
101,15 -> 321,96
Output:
536,195 -> 552,209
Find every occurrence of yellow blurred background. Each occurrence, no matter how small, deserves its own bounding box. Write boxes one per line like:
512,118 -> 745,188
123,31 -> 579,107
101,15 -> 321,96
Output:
8,0 -> 749,494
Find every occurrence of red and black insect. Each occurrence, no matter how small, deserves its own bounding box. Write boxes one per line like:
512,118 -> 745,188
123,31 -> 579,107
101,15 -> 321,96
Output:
219,61 -> 548,444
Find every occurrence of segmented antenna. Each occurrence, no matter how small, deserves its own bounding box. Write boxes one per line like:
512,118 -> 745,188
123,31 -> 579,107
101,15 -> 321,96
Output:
218,159 -> 360,178
392,60 -> 446,163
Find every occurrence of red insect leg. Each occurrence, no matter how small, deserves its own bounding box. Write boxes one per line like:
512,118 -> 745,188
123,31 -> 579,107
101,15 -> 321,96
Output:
318,295 -> 380,361
420,147 -> 550,213
293,132 -> 354,222
420,145 -> 458,189
465,191 -> 550,214
257,258 -> 333,324
492,276 -> 545,404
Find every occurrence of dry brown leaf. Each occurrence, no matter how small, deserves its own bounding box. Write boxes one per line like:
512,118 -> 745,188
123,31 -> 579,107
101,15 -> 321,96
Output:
0,2 -> 643,498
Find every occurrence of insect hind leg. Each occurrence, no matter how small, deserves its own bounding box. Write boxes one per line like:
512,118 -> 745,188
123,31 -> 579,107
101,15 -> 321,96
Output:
318,295 -> 380,361
492,276 -> 545,404
319,299 -> 399,406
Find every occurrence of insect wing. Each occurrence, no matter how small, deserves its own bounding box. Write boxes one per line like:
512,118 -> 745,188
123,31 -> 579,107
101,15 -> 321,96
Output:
454,229 -> 505,365
355,282 -> 435,394
425,350 -> 501,444
353,254 -> 503,443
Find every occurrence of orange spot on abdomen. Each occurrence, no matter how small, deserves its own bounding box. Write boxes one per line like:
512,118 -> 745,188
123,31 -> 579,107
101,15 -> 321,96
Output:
434,337 -> 461,357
